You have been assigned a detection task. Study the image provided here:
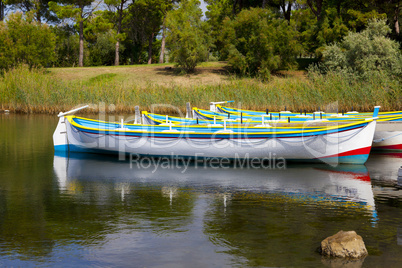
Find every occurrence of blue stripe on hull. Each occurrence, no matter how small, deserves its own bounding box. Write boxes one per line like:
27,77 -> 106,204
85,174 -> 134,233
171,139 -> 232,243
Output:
54,144 -> 69,151
317,154 -> 370,165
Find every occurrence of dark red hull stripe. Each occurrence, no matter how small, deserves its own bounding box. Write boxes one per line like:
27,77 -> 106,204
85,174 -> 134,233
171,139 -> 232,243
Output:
373,144 -> 402,150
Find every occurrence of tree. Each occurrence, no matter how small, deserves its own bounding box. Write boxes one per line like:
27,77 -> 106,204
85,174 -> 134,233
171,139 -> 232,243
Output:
0,12 -> 56,70
84,11 -> 117,65
87,30 -> 117,65
52,24 -> 80,67
104,0 -> 130,66
322,19 -> 402,78
293,1 -> 387,57
49,0 -> 99,67
221,8 -> 300,79
127,0 -> 164,64
1,0 -> 5,21
166,0 -> 210,72
205,0 -> 296,59
5,0 -> 59,23
305,0 -> 324,21
0,18 -> 14,69
158,0 -> 179,64
205,0 -> 233,59
372,0 -> 401,39
277,0 -> 293,21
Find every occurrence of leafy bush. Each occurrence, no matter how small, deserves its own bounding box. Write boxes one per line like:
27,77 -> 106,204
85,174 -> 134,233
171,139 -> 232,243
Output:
52,25 -> 80,67
0,12 -> 56,71
321,19 -> 402,78
166,0 -> 210,73
88,31 -> 120,66
220,8 -> 301,80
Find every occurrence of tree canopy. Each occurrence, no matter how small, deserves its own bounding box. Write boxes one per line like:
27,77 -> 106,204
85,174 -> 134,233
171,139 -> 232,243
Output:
166,0 -> 210,72
0,0 -> 400,75
221,7 -> 300,79
322,19 -> 402,78
0,11 -> 55,70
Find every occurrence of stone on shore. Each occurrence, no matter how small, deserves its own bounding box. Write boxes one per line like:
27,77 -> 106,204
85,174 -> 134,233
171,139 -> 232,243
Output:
320,230 -> 368,259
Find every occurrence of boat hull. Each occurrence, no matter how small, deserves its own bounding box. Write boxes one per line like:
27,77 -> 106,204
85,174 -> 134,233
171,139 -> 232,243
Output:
58,117 -> 377,165
372,131 -> 402,151
193,108 -> 402,152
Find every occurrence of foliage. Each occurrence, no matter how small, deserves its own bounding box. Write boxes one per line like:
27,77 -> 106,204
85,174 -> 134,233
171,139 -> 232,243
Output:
49,0 -> 94,21
88,30 -> 121,66
104,0 -> 131,65
123,0 -> 164,64
0,20 -> 15,70
321,19 -> 402,78
4,0 -> 59,23
49,0 -> 96,66
166,0 -> 210,73
204,0 -> 233,59
294,6 -> 386,57
221,8 -> 300,80
0,12 -> 55,71
52,25 -> 80,67
2,0 -> 401,71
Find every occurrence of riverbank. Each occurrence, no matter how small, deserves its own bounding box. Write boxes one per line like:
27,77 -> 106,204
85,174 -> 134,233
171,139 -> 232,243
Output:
0,63 -> 400,114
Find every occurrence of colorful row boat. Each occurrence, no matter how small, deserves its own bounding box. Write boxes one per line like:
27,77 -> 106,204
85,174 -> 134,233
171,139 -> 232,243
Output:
192,105 -> 402,152
142,106 -> 402,152
210,101 -> 402,118
144,109 -> 398,125
53,106 -> 380,164
194,106 -> 402,123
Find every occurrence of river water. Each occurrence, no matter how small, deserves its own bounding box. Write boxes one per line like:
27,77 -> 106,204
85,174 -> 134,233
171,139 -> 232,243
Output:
1,114 -> 401,267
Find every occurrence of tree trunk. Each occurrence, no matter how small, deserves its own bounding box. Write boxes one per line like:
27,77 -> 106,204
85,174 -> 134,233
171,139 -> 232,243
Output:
115,41 -> 120,66
280,1 -> 292,21
395,1 -> 400,36
79,11 -> 84,67
115,1 -> 124,66
0,0 -> 4,21
232,0 -> 238,15
159,15 -> 166,64
336,1 -> 341,17
306,0 -> 323,21
262,0 -> 267,8
148,32 -> 154,65
35,0 -> 41,23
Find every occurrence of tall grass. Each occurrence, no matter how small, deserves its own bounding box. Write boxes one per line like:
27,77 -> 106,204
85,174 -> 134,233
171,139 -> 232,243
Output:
0,65 -> 400,114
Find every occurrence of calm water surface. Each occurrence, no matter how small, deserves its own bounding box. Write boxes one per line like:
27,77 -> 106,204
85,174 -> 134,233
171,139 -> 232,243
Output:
1,114 -> 401,267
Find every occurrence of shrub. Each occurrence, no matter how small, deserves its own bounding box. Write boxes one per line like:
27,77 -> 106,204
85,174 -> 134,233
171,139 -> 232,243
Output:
220,8 -> 301,80
322,19 -> 402,79
166,0 -> 210,73
0,12 -> 56,71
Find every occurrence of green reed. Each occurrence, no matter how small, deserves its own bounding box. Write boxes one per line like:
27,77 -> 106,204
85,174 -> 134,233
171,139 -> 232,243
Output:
0,65 -> 400,114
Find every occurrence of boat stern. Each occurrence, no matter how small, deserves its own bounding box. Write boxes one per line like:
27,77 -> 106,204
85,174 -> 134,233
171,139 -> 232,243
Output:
53,114 -> 68,152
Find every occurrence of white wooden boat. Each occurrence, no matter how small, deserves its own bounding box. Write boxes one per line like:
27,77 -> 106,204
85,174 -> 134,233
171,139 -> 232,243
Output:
53,106 -> 380,164
193,105 -> 402,151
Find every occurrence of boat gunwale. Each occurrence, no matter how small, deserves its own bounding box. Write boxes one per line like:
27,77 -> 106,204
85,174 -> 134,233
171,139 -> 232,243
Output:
67,115 -> 373,138
216,105 -> 402,118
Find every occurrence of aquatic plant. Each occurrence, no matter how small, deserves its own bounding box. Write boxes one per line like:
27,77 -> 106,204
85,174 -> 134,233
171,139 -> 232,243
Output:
0,65 -> 400,114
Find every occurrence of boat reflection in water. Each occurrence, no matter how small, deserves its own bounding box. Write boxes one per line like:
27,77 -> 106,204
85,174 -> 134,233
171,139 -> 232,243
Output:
53,153 -> 376,218
366,152 -> 402,184
52,153 -> 379,266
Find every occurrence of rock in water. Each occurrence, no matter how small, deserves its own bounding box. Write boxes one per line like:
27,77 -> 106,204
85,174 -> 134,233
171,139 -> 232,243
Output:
320,231 -> 368,258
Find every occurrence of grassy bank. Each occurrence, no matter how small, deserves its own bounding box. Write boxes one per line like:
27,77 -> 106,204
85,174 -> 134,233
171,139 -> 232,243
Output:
0,64 -> 400,114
